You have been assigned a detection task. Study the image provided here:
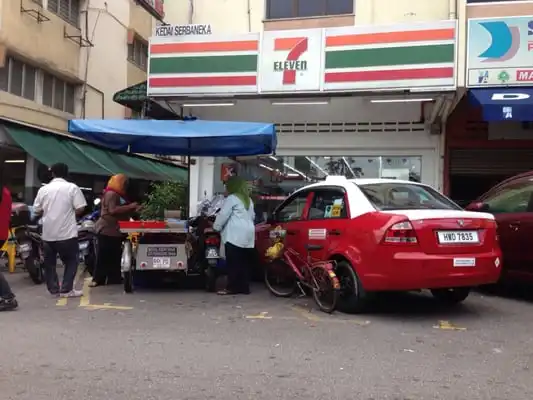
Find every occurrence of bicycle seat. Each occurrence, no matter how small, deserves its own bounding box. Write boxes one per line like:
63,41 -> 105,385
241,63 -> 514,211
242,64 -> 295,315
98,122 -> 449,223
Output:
306,244 -> 323,251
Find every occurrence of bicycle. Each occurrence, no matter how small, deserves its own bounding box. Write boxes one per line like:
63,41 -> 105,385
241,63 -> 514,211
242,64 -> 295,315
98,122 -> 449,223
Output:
264,226 -> 340,313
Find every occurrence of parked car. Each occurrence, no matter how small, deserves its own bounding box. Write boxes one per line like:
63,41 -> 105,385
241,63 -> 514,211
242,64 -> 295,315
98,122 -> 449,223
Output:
255,176 -> 502,312
465,171 -> 533,285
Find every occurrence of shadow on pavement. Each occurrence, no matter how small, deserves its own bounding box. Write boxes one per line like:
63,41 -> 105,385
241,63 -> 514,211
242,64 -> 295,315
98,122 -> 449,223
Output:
477,283 -> 533,304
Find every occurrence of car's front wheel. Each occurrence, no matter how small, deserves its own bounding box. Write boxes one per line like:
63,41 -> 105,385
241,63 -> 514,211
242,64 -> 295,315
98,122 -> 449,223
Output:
430,287 -> 471,304
334,260 -> 367,313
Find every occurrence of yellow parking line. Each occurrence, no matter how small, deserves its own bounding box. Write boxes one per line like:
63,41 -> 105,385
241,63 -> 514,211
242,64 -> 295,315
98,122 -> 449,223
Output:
78,277 -> 91,307
245,311 -> 272,319
433,320 -> 467,331
291,305 -> 322,322
56,298 -> 67,306
83,303 -> 133,310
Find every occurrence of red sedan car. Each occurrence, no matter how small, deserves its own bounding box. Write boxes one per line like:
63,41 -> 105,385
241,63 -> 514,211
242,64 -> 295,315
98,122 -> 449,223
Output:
466,171 -> 533,285
256,176 -> 502,312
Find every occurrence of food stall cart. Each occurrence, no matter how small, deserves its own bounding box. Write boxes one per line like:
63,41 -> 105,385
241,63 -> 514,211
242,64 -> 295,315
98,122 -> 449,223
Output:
67,119 -> 277,293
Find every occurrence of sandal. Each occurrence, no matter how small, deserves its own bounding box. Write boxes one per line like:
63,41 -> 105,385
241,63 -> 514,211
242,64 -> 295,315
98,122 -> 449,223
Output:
217,289 -> 236,295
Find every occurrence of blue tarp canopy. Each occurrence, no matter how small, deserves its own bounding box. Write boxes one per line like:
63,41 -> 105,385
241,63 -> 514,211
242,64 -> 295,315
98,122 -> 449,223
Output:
469,88 -> 533,122
68,119 -> 277,156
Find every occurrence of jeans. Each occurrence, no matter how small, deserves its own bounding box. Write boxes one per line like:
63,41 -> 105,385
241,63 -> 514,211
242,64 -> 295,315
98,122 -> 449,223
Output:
0,240 -> 14,299
43,238 -> 79,294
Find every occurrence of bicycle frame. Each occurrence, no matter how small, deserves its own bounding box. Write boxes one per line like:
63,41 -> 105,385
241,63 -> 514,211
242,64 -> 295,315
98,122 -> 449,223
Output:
281,247 -> 336,290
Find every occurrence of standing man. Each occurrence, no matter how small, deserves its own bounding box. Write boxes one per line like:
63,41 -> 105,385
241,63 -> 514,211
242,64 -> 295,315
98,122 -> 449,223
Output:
33,163 -> 87,298
0,184 -> 18,311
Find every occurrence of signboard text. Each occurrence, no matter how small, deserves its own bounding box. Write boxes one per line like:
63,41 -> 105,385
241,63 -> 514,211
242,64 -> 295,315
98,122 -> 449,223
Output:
155,24 -> 212,37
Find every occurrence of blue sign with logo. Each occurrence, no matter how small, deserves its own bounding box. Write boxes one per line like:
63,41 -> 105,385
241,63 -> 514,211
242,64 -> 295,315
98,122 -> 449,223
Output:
469,88 -> 533,121
467,16 -> 533,87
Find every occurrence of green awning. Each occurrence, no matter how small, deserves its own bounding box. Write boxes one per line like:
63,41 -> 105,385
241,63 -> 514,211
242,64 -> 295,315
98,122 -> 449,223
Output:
113,81 -> 180,119
5,124 -> 187,182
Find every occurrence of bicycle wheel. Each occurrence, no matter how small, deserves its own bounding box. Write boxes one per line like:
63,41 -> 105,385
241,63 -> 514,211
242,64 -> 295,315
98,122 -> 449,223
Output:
311,265 -> 340,313
264,259 -> 297,297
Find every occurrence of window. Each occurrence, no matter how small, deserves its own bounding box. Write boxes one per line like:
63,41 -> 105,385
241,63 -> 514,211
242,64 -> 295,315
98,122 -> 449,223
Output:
128,38 -> 148,70
275,191 -> 310,222
0,57 -> 37,101
266,0 -> 353,19
483,181 -> 533,214
358,182 -> 461,211
42,72 -> 76,114
309,189 -> 347,220
48,0 -> 80,26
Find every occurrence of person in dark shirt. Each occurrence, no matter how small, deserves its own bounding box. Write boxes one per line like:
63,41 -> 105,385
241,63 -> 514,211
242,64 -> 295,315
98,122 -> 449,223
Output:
0,185 -> 18,311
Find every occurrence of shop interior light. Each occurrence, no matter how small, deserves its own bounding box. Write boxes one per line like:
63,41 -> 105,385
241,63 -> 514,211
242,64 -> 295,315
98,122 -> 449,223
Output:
181,102 -> 235,107
305,157 -> 328,176
259,163 -> 274,171
370,98 -> 434,103
4,159 -> 25,163
271,100 -> 330,106
283,162 -> 309,180
269,155 -> 278,161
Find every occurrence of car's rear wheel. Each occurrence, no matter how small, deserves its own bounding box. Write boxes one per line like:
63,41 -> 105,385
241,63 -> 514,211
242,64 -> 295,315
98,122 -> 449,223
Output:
430,287 -> 470,304
334,260 -> 367,313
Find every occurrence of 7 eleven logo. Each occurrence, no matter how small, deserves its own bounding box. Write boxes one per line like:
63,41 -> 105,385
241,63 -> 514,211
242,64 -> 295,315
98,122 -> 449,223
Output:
273,37 -> 308,85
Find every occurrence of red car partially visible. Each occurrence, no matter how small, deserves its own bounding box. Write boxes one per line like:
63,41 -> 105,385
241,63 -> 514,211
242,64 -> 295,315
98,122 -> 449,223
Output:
465,171 -> 533,285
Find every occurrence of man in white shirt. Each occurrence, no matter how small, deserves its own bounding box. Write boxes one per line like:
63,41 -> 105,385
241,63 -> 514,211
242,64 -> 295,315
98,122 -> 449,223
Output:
33,163 -> 87,298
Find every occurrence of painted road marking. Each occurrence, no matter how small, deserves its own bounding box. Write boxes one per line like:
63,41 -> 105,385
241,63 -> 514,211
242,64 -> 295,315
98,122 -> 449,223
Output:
56,267 -> 85,306
56,297 -> 67,306
78,277 -> 91,307
245,311 -> 272,319
433,320 -> 466,331
291,305 -> 322,322
83,303 -> 134,311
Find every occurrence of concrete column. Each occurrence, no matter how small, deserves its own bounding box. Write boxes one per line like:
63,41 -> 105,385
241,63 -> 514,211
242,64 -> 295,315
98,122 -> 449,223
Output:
24,155 -> 40,203
188,156 -> 215,217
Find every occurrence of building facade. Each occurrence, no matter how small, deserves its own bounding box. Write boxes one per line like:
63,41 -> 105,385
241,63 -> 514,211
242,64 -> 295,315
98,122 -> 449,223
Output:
445,0 -> 533,205
0,0 -> 162,199
155,0 -> 462,213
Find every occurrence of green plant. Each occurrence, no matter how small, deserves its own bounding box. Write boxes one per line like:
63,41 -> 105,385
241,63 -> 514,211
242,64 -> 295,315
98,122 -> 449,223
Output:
140,181 -> 187,220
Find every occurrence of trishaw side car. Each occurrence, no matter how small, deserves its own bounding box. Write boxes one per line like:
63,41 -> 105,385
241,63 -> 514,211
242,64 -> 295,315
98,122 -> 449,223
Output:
68,118 -> 277,294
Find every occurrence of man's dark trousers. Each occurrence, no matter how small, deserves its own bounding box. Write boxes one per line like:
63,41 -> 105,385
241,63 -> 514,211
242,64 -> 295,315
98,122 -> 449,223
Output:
43,238 -> 79,294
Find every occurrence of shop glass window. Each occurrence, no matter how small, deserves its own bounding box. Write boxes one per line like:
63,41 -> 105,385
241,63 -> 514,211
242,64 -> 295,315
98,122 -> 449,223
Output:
42,72 -> 54,107
0,57 -> 37,101
266,0 -> 353,19
48,0 -> 80,26
308,189 -> 347,220
23,65 -> 36,101
359,182 -> 460,211
9,59 -> 23,97
483,181 -> 533,214
275,192 -> 309,222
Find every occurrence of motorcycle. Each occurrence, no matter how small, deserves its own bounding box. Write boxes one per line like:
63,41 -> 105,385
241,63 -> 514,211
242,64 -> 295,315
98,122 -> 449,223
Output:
78,198 -> 100,276
10,203 -> 44,284
186,195 -> 225,292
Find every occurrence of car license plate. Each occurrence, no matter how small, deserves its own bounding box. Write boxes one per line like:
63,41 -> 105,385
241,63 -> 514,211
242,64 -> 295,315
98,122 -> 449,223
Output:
153,257 -> 170,268
437,231 -> 479,244
79,242 -> 89,250
454,258 -> 476,267
205,247 -> 219,259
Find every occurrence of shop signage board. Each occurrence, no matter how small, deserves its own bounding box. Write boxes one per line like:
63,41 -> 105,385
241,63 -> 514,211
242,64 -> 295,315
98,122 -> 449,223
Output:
154,24 -> 212,37
467,16 -> 533,87
148,33 -> 260,96
259,29 -> 323,93
147,20 -> 457,96
322,20 -> 457,91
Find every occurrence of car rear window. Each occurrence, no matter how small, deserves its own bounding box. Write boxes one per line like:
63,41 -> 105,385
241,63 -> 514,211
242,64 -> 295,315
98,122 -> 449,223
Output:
357,182 -> 461,211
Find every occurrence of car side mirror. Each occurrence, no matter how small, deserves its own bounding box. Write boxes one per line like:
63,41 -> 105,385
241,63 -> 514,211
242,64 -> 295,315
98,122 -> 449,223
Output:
465,201 -> 490,212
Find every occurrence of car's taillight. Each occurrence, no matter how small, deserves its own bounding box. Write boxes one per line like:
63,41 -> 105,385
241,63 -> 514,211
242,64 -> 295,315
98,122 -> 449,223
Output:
205,236 -> 220,246
383,221 -> 418,244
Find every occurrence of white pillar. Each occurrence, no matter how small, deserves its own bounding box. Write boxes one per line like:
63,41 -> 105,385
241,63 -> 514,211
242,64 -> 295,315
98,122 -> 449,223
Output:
24,155 -> 40,202
188,157 -> 215,217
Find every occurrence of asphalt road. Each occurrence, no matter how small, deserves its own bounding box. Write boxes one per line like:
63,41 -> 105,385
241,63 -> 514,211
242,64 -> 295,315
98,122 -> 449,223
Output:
1,270 -> 533,400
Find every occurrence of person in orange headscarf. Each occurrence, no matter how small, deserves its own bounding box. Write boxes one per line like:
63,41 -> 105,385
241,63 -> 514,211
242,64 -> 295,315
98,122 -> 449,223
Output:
91,174 -> 140,287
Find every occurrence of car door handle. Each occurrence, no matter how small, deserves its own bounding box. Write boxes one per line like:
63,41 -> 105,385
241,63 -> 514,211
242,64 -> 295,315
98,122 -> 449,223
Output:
329,229 -> 341,236
509,222 -> 521,231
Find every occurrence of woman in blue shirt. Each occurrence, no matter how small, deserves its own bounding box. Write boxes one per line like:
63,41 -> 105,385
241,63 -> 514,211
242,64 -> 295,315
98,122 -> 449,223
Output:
213,177 -> 255,295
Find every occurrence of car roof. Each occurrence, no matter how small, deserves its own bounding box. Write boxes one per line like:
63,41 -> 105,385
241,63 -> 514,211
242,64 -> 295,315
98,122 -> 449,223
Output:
293,177 -> 428,193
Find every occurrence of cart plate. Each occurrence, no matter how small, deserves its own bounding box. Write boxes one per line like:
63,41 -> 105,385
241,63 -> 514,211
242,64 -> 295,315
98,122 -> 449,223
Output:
153,257 -> 171,268
147,247 -> 178,257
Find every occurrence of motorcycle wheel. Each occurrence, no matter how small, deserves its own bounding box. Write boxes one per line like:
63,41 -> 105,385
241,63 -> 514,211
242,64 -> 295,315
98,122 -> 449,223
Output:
123,270 -> 134,293
25,256 -> 44,285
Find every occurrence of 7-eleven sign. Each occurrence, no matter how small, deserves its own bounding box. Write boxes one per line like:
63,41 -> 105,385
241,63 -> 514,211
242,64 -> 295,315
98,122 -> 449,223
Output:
259,29 -> 323,93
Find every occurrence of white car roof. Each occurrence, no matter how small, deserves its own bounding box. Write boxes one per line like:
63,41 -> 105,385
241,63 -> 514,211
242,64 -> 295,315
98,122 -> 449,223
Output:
293,176 -> 427,192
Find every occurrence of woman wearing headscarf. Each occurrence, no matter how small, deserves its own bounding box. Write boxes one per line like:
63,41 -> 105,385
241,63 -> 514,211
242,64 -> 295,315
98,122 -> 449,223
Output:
213,176 -> 255,295
91,174 -> 139,287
